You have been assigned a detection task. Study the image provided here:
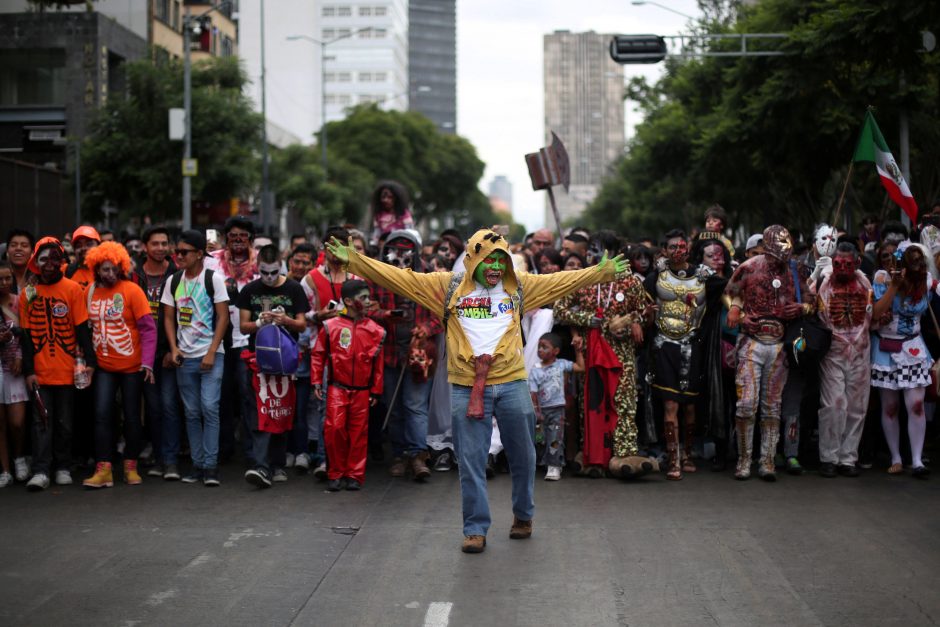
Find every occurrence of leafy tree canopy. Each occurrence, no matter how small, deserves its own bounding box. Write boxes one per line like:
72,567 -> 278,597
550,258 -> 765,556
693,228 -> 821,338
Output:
82,56 -> 262,224
586,0 -> 940,242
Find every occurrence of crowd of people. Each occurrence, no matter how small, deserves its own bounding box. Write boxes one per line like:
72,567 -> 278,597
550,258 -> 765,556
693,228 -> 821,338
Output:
0,182 -> 937,522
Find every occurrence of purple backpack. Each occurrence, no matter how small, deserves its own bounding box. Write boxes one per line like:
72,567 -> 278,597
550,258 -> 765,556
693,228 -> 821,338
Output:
255,324 -> 299,375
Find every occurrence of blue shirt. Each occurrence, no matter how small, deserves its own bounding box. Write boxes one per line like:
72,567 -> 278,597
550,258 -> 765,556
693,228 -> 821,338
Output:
529,358 -> 574,408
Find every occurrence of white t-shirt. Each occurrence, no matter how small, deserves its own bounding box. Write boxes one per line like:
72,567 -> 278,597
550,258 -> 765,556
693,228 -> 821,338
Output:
160,269 -> 230,358
204,253 -> 253,349
455,281 -> 515,356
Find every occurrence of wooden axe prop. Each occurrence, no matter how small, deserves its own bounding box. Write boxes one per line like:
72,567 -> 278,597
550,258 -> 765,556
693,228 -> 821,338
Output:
525,131 -> 571,243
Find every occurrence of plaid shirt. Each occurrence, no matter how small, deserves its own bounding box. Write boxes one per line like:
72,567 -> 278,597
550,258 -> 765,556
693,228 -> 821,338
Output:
370,280 -> 442,368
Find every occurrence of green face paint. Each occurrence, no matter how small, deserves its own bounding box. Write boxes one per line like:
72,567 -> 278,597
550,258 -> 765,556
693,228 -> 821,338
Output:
473,250 -> 508,287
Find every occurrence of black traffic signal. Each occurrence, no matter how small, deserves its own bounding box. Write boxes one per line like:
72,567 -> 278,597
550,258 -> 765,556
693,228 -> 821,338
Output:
609,35 -> 668,64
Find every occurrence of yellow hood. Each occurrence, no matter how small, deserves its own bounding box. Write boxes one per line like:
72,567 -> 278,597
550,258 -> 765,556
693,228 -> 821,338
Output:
460,228 -> 519,294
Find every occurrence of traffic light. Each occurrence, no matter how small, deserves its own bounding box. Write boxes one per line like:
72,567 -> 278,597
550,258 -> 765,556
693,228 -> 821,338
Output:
609,35 -> 668,64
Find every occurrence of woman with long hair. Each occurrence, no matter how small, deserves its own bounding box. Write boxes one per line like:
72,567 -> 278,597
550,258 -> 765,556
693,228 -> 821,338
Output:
370,180 -> 414,241
870,243 -> 933,477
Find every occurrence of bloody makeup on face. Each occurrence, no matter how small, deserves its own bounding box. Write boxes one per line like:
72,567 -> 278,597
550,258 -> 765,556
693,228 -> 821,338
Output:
832,253 -> 856,282
665,238 -> 689,265
346,288 -> 371,315
703,243 -> 725,273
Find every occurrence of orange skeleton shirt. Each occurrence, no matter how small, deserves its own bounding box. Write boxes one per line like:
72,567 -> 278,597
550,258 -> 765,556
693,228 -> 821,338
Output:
19,277 -> 88,386
86,282 -> 153,373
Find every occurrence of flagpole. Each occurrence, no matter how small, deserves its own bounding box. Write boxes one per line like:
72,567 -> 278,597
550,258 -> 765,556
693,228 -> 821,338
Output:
831,161 -> 855,230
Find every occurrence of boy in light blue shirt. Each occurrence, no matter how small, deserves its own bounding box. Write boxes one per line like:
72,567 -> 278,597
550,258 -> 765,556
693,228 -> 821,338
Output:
529,332 -> 584,481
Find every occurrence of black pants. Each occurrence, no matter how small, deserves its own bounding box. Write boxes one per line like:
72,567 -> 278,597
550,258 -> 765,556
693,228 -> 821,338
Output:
32,385 -> 74,475
94,369 -> 144,462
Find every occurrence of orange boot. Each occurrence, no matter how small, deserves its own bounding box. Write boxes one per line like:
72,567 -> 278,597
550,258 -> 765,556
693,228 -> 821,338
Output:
83,462 -> 114,489
123,460 -> 142,485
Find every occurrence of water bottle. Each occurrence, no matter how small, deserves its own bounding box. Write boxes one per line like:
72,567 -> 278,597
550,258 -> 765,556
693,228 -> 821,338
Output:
74,351 -> 91,390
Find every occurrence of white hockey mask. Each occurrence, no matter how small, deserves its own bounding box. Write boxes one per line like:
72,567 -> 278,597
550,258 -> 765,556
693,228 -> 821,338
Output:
814,224 -> 837,258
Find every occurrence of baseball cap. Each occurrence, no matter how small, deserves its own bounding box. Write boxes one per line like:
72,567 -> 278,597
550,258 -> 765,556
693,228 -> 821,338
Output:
72,225 -> 101,243
745,234 -> 763,252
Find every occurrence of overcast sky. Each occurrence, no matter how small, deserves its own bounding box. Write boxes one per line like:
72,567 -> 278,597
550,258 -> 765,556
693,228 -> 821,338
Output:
456,0 -> 702,233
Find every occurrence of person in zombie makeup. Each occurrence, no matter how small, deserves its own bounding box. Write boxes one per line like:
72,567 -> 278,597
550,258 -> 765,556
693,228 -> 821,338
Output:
725,225 -> 812,481
810,242 -> 873,478
777,222 -> 840,476
20,238 -> 97,491
690,233 -> 736,470
237,245 -> 309,488
870,243 -> 934,478
326,228 -> 627,553
66,226 -> 100,289
643,229 -> 709,480
554,230 -> 657,481
81,242 -> 157,489
371,230 -> 441,481
311,280 -> 386,491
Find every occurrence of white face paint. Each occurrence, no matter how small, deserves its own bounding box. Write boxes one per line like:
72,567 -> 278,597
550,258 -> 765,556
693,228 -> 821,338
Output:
814,225 -> 837,258
258,262 -> 281,287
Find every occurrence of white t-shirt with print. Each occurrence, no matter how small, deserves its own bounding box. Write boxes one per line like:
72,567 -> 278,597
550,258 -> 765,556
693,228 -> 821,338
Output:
160,269 -> 229,358
455,281 -> 515,356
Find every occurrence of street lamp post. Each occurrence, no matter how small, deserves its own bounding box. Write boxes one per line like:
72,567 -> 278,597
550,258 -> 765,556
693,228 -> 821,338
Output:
630,0 -> 695,21
287,27 -> 373,180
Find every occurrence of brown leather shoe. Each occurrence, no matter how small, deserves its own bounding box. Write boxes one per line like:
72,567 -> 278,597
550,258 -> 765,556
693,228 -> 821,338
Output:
461,535 -> 486,553
410,452 -> 431,481
389,457 -> 406,478
510,516 -> 533,539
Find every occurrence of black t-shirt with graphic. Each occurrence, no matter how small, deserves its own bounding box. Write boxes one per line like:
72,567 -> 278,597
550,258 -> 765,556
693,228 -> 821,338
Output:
235,278 -> 309,351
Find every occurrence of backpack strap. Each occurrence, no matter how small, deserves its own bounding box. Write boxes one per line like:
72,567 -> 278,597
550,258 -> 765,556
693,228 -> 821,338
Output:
170,270 -> 184,304
204,268 -> 215,299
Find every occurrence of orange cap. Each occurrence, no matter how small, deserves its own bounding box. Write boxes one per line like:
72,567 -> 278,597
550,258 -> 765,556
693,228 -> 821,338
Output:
72,225 -> 100,243
27,237 -> 65,275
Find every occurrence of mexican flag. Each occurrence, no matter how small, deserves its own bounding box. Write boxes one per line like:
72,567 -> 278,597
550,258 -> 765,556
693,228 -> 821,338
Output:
853,110 -> 918,223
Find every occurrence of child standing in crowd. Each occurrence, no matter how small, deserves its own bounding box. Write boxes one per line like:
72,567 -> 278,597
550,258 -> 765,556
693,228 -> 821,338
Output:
0,261 -> 29,486
311,280 -> 385,492
529,332 -> 584,481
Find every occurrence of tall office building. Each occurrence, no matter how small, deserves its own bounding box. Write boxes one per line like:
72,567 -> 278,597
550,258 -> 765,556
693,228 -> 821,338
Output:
315,0 -> 409,124
543,30 -> 625,225
408,0 -> 456,133
488,175 -> 513,211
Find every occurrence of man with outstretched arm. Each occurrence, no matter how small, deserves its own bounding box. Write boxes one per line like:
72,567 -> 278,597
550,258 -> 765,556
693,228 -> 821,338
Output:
326,228 -> 628,553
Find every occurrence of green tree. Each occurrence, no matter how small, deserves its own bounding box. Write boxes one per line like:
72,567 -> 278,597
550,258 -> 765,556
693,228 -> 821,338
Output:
81,56 -> 262,224
323,105 -> 488,226
587,0 -> 940,240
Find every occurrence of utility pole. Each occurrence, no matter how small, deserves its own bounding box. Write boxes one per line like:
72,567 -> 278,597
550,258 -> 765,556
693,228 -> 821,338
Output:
260,0 -> 272,236
182,5 -> 192,231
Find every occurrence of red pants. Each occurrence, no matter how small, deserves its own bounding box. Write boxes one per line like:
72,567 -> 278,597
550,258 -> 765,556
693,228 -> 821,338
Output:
325,386 -> 370,483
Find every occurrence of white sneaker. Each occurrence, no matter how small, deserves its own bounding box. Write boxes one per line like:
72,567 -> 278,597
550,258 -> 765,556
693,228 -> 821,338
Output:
273,468 -> 288,483
14,457 -> 29,482
294,453 -> 310,470
27,473 -> 50,491
284,453 -> 295,468
545,466 -> 562,481
0,472 -> 12,488
313,462 -> 327,479
55,470 -> 73,486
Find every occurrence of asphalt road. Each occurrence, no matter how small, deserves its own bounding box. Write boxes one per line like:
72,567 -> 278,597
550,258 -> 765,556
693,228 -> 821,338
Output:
1,462 -> 938,627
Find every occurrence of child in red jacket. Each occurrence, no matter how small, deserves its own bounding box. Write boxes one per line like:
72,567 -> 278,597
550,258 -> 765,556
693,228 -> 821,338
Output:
311,280 -> 385,491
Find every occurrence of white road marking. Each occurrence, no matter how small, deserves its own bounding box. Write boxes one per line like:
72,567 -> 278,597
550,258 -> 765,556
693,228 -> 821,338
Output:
184,552 -> 211,569
423,602 -> 453,627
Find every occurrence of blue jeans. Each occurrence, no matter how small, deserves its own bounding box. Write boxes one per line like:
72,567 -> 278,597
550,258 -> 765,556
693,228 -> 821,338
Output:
176,354 -> 224,469
93,369 -> 144,462
385,365 -> 432,458
158,363 -> 182,466
452,379 -> 536,537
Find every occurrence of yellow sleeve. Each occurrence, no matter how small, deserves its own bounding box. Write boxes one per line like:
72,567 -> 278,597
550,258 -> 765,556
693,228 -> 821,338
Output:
521,265 -> 616,311
346,251 -> 448,317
